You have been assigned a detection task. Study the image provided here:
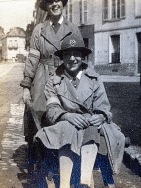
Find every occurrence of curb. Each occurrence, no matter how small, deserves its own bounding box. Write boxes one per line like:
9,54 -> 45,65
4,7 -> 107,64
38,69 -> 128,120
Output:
101,75 -> 140,82
124,145 -> 141,176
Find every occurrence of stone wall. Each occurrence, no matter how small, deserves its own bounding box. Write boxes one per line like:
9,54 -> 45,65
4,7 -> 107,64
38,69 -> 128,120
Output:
94,63 -> 138,76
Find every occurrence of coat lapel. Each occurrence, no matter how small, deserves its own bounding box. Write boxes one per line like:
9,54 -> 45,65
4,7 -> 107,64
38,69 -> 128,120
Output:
53,67 -> 99,112
77,69 -> 100,103
77,74 -> 94,103
56,77 -> 89,112
40,19 -> 72,50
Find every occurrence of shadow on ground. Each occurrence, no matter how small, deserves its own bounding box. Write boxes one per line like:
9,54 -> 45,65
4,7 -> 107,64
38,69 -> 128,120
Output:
13,144 -> 115,187
12,145 -> 81,188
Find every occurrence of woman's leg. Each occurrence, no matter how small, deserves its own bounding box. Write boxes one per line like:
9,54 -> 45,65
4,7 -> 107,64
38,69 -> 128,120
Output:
80,143 -> 98,187
59,145 -> 74,188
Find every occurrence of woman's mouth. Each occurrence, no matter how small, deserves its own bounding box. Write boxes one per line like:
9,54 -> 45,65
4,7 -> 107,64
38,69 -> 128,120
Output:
52,6 -> 59,11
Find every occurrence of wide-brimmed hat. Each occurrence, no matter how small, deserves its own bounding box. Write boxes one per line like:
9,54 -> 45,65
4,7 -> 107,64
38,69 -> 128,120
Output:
40,0 -> 68,11
54,34 -> 92,60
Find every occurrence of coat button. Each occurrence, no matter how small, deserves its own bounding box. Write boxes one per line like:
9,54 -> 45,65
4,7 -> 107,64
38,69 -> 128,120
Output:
49,71 -> 53,76
49,54 -> 52,58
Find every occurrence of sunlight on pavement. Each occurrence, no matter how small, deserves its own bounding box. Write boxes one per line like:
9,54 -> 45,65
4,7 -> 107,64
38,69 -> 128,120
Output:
0,103 -> 26,170
0,63 -> 17,77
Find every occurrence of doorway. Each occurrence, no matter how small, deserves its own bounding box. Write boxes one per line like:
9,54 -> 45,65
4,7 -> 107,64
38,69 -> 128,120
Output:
110,35 -> 120,64
137,33 -> 141,73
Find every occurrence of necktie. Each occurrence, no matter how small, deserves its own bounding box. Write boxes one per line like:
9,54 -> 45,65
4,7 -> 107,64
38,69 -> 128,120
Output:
71,77 -> 79,89
52,23 -> 60,33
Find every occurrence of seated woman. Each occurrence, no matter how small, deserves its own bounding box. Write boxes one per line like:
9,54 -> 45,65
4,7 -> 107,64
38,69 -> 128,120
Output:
35,34 -> 125,188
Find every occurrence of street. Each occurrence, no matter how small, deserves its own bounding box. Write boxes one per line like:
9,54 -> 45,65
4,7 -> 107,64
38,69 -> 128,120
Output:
0,62 -> 141,188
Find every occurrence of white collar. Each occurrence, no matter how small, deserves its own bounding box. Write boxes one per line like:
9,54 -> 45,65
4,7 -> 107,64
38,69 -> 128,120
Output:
76,70 -> 82,80
70,70 -> 82,81
49,15 -> 64,26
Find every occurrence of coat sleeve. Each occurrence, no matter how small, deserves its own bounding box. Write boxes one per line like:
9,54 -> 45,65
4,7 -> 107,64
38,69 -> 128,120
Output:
20,24 -> 42,89
92,77 -> 112,123
44,77 -> 67,124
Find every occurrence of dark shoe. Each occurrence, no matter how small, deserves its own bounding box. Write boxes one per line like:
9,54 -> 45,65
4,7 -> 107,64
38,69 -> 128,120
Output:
78,184 -> 90,188
47,172 -> 53,181
70,184 -> 75,188
125,137 -> 131,148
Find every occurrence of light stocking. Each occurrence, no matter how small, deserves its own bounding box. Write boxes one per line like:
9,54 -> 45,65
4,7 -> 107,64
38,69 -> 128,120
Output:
59,146 -> 73,188
80,143 -> 98,187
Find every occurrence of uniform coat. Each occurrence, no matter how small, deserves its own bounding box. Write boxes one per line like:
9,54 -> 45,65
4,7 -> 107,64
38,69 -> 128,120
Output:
20,17 -> 82,138
35,64 -> 125,174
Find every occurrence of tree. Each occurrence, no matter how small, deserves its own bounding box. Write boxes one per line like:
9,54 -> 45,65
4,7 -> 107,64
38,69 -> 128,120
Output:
25,22 -> 34,50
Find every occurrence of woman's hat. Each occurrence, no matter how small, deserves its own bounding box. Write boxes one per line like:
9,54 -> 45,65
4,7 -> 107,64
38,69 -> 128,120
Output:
54,34 -> 92,59
40,0 -> 68,11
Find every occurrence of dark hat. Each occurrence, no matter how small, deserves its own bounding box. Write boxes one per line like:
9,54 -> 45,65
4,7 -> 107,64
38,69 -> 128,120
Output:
54,34 -> 92,59
40,0 -> 68,11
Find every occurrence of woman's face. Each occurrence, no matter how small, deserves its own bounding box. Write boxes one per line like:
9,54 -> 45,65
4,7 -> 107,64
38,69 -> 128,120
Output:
46,0 -> 64,17
63,50 -> 83,75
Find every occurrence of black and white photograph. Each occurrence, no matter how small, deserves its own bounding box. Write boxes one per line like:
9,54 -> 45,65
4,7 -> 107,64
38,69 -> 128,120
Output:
0,0 -> 141,187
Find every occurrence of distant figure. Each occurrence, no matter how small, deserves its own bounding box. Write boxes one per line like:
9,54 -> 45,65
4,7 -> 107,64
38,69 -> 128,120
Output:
35,33 -> 125,188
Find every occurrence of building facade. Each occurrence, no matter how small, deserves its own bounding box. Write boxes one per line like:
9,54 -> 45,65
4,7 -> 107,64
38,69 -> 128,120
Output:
0,27 -> 5,61
65,0 -> 141,76
34,0 -> 141,76
1,27 -> 26,61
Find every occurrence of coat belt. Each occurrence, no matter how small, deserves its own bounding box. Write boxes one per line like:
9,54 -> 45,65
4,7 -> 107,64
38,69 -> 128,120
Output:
40,57 -> 60,68
40,58 -> 59,77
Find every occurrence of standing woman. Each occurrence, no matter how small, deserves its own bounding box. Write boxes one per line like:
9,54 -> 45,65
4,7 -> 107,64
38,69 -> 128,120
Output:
20,0 -> 82,171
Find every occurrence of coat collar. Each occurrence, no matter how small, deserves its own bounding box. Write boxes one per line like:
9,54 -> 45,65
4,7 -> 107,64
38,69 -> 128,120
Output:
53,64 -> 99,85
52,65 -> 100,108
40,17 -> 73,50
84,67 -> 99,79
49,14 -> 64,26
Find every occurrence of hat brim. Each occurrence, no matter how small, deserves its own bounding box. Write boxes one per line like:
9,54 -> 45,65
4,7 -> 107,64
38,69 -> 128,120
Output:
40,0 -> 68,11
54,47 -> 92,60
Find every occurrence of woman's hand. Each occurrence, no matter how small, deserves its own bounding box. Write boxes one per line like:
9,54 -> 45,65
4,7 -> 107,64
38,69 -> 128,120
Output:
23,88 -> 31,107
62,113 -> 89,129
88,114 -> 105,127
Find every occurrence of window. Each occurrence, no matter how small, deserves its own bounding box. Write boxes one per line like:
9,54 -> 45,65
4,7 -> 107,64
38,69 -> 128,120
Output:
69,3 -> 72,22
79,0 -> 82,23
8,40 -> 13,50
65,4 -> 68,18
103,0 -> 125,21
135,0 -> 141,17
80,0 -> 88,24
103,0 -> 108,20
13,40 -> 18,50
84,0 -> 88,23
65,0 -> 72,22
121,0 -> 125,17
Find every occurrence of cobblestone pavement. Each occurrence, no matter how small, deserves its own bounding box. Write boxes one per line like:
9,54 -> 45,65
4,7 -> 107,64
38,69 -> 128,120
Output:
0,103 -> 27,187
0,63 -> 141,188
0,103 -> 141,188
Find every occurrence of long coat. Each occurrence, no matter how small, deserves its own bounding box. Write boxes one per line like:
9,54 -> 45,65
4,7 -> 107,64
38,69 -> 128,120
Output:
35,65 -> 125,174
20,18 -> 82,138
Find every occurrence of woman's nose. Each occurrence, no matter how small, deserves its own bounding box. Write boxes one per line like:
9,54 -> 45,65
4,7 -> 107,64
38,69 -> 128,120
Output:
70,55 -> 75,61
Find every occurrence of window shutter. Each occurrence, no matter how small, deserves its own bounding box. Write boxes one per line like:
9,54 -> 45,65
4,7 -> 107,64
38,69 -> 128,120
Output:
121,0 -> 125,18
103,0 -> 108,20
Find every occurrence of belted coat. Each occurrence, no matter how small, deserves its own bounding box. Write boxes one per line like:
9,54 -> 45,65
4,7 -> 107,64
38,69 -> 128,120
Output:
35,64 -> 125,174
20,17 -> 82,138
